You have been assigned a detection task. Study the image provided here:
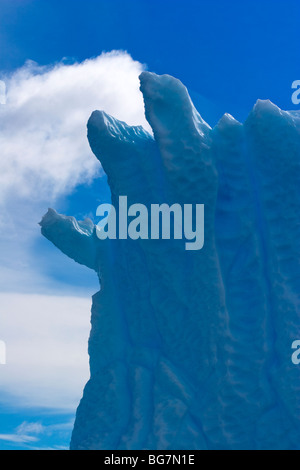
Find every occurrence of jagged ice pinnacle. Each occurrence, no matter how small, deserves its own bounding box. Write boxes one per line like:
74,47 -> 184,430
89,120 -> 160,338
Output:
40,72 -> 300,450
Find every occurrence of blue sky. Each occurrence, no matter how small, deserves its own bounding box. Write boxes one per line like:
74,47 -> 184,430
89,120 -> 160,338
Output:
0,0 -> 299,450
1,0 -> 300,121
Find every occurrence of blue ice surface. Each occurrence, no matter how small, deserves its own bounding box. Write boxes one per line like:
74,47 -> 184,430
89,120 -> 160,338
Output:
40,72 -> 300,450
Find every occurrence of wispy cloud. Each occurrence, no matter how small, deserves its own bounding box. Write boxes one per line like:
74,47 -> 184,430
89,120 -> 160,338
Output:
0,51 -> 148,202
0,293 -> 91,411
0,433 -> 38,444
16,422 -> 45,435
0,419 -> 74,449
0,52 -> 147,436
0,51 -> 147,292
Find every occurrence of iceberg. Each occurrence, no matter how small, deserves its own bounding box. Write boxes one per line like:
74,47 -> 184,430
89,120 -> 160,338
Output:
40,72 -> 300,450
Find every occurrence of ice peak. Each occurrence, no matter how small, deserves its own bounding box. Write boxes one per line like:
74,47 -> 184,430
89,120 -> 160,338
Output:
41,71 -> 300,450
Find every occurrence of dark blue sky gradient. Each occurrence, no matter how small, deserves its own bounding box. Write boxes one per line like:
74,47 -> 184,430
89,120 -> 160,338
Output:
0,0 -> 299,123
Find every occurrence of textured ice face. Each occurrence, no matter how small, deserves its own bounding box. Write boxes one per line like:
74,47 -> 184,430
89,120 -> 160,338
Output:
40,72 -> 300,450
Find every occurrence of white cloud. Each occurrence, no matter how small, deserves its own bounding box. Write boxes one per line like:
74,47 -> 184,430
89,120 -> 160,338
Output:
0,433 -> 38,444
0,293 -> 91,411
16,420 -> 74,436
0,51 -> 148,202
16,422 -> 45,435
0,420 -> 74,449
0,52 -> 148,420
